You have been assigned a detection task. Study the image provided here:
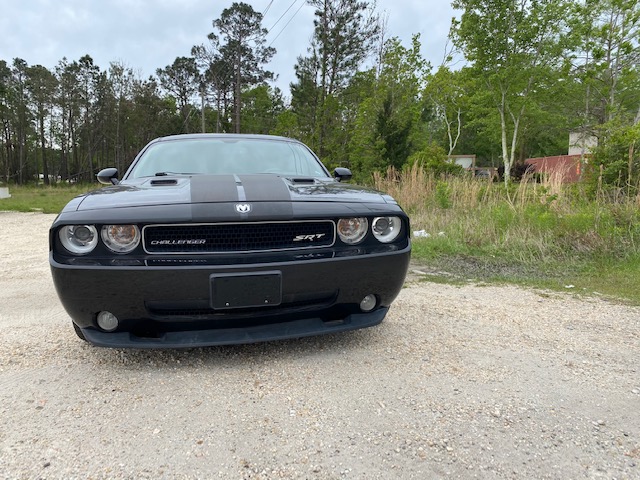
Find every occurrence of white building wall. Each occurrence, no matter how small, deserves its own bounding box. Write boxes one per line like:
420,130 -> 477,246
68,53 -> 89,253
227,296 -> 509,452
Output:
568,131 -> 598,156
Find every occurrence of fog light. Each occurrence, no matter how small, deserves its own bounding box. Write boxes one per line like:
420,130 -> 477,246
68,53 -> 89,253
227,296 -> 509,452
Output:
360,294 -> 377,312
96,311 -> 119,332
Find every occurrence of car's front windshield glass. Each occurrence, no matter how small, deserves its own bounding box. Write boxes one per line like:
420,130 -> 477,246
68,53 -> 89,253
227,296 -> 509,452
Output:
127,137 -> 330,179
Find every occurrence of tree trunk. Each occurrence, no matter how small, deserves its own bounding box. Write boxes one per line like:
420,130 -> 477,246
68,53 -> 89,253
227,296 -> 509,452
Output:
499,92 -> 510,184
235,43 -> 242,133
18,127 -> 24,185
39,113 -> 49,186
629,105 -> 640,187
201,90 -> 206,133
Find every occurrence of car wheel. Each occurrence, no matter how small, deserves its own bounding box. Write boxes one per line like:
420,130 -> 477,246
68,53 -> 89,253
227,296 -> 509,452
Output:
72,322 -> 87,341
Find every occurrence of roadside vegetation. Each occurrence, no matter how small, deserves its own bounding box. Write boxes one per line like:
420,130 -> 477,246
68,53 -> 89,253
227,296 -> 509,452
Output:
0,184 -> 90,214
375,164 -> 640,304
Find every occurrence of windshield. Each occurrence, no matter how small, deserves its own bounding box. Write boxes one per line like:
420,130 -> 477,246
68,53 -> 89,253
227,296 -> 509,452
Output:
127,137 -> 330,179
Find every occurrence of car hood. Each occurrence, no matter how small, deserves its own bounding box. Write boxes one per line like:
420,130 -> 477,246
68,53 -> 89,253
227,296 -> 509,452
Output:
72,175 -> 392,212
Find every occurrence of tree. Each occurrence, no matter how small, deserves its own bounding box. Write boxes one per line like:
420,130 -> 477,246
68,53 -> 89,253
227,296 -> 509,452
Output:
451,0 -> 572,183
0,52 -> 196,183
570,0 -> 640,187
76,55 -> 102,181
240,85 -> 284,134
107,61 -> 136,174
26,65 -> 57,184
196,2 -> 274,133
308,0 -> 380,97
204,54 -> 235,132
11,59 -> 32,184
348,36 -> 429,178
425,66 -> 469,157
0,60 -> 13,182
156,57 -> 200,132
128,77 -> 175,148
291,0 -> 380,160
55,57 -> 82,181
290,54 -> 322,147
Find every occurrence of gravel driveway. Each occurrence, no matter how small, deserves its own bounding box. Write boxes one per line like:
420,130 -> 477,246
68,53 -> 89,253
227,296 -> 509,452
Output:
0,211 -> 638,479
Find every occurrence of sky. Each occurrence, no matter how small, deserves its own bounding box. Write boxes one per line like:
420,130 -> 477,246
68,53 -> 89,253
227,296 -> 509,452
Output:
0,0 -> 458,95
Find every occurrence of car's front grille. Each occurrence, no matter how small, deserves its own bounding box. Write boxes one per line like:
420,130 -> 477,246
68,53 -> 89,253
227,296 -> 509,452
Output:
143,221 -> 335,254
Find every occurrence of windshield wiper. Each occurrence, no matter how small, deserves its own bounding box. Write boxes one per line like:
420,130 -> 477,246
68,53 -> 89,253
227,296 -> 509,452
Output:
154,171 -> 198,176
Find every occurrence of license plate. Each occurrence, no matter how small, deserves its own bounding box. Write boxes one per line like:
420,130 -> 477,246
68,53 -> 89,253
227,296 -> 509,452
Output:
210,272 -> 282,309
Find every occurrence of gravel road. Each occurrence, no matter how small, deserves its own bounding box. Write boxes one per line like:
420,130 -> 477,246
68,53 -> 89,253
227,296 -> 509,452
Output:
0,211 -> 639,479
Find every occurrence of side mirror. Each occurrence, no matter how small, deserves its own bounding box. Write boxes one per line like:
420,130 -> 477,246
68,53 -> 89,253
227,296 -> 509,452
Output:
334,167 -> 352,182
97,168 -> 120,185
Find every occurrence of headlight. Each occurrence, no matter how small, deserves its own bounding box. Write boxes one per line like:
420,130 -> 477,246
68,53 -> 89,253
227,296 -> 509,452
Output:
372,216 -> 402,243
101,225 -> 141,253
337,217 -> 368,244
59,225 -> 98,254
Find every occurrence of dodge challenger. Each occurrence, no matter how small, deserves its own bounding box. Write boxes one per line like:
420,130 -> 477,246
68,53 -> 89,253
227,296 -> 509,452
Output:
49,134 -> 411,348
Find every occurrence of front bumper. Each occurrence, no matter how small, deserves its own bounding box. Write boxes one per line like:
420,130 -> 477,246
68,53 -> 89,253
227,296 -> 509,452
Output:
50,245 -> 410,348
80,308 -> 388,348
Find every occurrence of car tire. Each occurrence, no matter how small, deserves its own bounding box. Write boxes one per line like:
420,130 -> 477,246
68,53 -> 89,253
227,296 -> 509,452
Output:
72,322 -> 87,342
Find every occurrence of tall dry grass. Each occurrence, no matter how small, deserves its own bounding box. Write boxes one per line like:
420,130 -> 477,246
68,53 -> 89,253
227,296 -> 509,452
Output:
373,164 -> 640,263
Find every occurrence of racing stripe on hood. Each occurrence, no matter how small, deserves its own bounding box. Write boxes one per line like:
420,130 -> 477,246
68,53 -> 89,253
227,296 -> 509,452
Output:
189,174 -> 293,203
238,174 -> 293,202
233,175 -> 247,201
233,175 -> 250,219
238,174 -> 294,220
190,175 -> 239,203
190,174 -> 294,221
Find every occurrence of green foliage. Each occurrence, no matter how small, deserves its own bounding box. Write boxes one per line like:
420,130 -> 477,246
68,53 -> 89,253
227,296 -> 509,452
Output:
589,116 -> 640,189
408,143 -> 464,176
435,181 -> 453,209
451,0 -> 574,181
307,0 -> 380,94
375,90 -> 413,169
271,110 -> 300,139
290,0 -> 380,167
240,85 -> 284,134
423,66 -> 471,155
348,92 -> 385,180
346,35 -> 430,180
156,56 -> 200,132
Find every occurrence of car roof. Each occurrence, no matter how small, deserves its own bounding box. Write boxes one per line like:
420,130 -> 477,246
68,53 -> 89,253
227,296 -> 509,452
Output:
151,133 -> 301,144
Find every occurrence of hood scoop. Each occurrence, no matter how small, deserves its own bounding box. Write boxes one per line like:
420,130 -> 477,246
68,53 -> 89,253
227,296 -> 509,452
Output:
150,179 -> 178,186
288,177 -> 317,184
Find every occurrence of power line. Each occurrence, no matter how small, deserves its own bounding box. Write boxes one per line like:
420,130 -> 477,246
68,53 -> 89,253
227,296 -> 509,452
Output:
269,0 -> 306,47
263,0 -> 275,16
267,0 -> 299,33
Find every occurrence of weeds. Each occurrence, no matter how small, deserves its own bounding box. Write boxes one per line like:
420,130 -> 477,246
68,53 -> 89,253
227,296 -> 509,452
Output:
374,165 -> 640,303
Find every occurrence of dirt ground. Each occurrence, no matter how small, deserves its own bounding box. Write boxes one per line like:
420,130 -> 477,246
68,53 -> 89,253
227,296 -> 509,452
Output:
0,211 -> 638,479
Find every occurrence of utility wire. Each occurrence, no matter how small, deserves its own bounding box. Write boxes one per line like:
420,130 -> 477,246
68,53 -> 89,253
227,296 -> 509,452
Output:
267,0 -> 299,33
263,0 -> 274,16
269,0 -> 306,47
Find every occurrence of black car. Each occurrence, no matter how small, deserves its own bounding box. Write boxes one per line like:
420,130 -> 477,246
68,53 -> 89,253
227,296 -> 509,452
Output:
49,134 -> 411,348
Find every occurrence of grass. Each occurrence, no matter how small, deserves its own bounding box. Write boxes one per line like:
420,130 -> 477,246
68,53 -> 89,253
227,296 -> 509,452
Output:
375,163 -> 640,304
0,183 -> 93,214
572,256 -> 640,302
